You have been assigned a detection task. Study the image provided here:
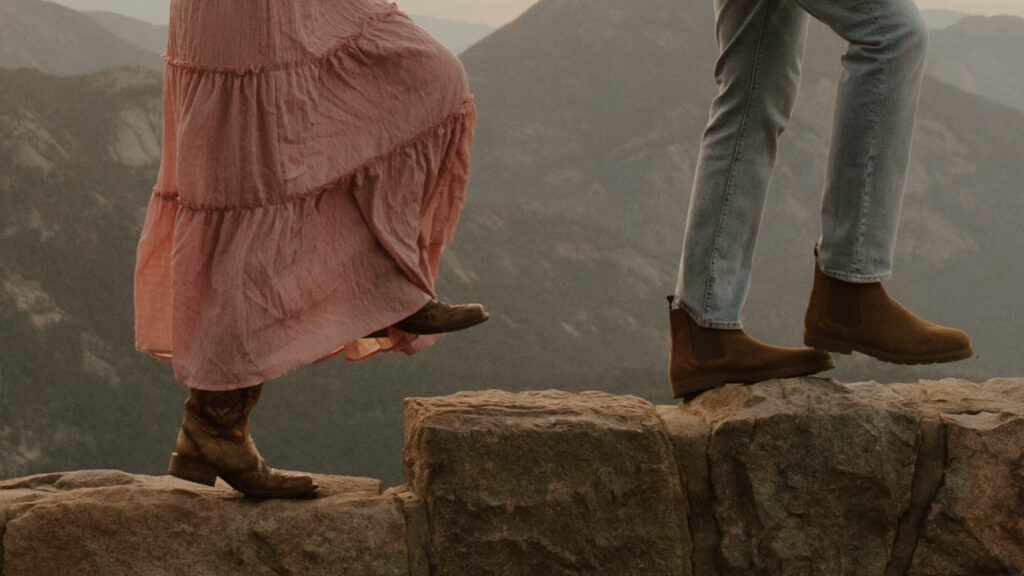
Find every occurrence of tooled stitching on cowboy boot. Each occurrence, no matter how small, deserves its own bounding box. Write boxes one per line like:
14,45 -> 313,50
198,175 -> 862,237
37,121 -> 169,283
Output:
180,387 -> 262,465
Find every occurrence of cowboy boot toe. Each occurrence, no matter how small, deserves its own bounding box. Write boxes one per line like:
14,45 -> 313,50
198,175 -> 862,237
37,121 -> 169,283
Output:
223,467 -> 319,499
394,300 -> 490,334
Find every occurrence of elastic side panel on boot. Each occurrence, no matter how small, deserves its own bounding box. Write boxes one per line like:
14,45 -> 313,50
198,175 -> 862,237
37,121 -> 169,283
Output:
687,318 -> 726,361
827,277 -> 862,328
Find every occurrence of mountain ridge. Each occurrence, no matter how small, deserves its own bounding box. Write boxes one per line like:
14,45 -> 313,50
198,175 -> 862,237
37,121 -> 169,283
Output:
0,0 -> 491,73
2,0 -> 1022,487
0,0 -> 161,75
460,0 -> 1024,380
85,10 -> 168,56
921,8 -> 968,29
926,14 -> 1024,113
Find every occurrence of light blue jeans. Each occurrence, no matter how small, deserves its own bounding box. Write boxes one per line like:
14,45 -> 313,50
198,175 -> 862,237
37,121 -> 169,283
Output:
672,0 -> 929,328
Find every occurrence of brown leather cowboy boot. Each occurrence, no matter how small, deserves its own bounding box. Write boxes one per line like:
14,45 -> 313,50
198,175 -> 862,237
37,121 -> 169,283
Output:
393,299 -> 489,335
804,259 -> 973,365
168,384 -> 318,499
668,297 -> 835,399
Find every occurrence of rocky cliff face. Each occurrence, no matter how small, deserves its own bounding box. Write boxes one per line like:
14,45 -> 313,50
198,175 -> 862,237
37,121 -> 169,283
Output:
2,377 -> 1021,575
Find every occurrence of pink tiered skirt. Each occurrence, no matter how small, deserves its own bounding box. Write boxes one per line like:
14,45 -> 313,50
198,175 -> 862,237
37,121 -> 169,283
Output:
133,0 -> 476,391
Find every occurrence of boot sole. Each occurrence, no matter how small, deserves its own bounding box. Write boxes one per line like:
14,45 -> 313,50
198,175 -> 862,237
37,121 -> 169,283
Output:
365,312 -> 491,339
671,356 -> 837,400
168,453 -> 318,499
803,334 -> 975,365
394,312 -> 490,335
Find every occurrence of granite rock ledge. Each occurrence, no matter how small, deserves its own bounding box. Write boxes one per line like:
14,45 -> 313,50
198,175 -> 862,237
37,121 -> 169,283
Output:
1,377 -> 1022,575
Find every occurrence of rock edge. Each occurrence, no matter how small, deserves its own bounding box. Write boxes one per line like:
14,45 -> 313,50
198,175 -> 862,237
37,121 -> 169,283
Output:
2,377 -> 1022,575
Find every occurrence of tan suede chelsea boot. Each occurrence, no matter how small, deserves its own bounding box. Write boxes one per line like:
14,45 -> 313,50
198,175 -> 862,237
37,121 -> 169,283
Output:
669,297 -> 835,399
803,257 -> 973,365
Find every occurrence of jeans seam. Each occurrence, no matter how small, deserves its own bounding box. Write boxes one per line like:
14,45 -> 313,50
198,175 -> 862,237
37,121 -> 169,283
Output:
820,265 -> 890,283
678,298 -> 743,330
853,7 -> 884,275
700,4 -> 771,320
794,0 -> 892,278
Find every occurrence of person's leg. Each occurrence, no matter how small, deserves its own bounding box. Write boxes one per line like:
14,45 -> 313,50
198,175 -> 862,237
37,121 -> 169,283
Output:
668,0 -> 834,399
797,0 -> 972,364
796,0 -> 927,278
168,383 -> 318,499
673,0 -> 810,328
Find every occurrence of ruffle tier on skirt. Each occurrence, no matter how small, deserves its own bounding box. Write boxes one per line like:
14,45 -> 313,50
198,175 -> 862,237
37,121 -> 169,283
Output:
133,0 -> 476,390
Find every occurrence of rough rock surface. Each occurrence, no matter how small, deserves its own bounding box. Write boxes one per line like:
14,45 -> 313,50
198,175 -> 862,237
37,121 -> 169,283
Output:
0,470 -> 421,576
888,378 -> 1024,575
2,378 -> 1022,575
401,379 -> 1023,576
658,378 -> 1024,576
402,389 -> 692,576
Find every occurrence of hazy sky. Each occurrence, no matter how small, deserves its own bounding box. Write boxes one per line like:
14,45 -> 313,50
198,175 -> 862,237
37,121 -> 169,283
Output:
408,0 -> 1024,25
916,0 -> 1024,17
47,0 -> 1024,27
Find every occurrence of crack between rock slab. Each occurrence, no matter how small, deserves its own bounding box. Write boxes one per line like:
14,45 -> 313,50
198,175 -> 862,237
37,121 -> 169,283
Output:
401,495 -> 416,576
697,407 -> 725,576
392,490 -> 431,576
883,414 -> 947,576
655,410 -> 702,576
0,510 -> 7,576
692,443 -> 706,576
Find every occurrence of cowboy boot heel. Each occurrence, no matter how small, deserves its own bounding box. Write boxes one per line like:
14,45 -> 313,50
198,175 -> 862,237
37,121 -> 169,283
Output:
169,384 -> 317,499
168,452 -> 218,487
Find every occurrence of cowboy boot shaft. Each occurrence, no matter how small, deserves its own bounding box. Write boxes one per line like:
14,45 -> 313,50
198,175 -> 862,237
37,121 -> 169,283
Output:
169,383 -> 317,498
176,385 -> 264,473
183,385 -> 261,440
